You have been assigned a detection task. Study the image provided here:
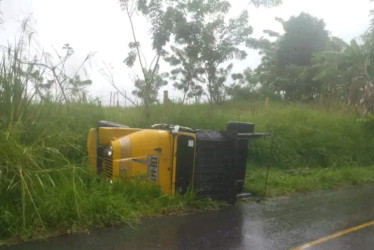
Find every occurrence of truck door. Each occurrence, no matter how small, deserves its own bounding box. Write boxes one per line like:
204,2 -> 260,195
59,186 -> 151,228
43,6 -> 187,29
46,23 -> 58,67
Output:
175,135 -> 195,194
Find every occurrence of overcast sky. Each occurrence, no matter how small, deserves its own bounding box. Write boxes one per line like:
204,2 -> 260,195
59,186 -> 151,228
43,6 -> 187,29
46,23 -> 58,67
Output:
0,0 -> 373,104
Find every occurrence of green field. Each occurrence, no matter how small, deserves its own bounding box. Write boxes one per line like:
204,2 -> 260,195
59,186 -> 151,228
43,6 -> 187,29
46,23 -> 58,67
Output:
1,101 -> 374,243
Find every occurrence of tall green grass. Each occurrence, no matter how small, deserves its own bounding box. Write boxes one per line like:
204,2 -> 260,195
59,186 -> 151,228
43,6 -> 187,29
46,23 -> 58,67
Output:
247,105 -> 374,168
245,166 -> 374,197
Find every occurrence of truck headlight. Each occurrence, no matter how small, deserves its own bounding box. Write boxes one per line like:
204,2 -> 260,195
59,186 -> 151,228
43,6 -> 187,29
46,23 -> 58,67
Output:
105,146 -> 113,157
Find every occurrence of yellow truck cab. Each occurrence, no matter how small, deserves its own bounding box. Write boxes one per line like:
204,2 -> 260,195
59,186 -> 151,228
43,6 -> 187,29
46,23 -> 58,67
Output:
87,121 -> 263,202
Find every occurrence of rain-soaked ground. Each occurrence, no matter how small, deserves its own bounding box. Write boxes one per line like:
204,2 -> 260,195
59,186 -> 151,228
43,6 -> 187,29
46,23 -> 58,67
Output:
3,184 -> 374,250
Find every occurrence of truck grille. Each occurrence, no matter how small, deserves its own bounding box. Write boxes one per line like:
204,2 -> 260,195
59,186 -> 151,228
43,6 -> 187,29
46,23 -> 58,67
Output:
103,154 -> 113,179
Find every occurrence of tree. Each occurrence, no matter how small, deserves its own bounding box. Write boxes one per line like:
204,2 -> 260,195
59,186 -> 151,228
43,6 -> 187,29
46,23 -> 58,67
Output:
306,15 -> 374,115
120,0 -> 169,109
120,0 -> 282,104
167,48 -> 205,103
226,68 -> 262,100
250,0 -> 282,7
24,43 -> 93,103
256,13 -> 329,101
161,1 -> 253,103
311,37 -> 350,105
276,13 -> 329,67
132,68 -> 168,105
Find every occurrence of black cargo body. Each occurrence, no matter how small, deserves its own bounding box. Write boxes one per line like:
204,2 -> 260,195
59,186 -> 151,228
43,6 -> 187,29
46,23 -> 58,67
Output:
193,131 -> 239,202
193,122 -> 258,202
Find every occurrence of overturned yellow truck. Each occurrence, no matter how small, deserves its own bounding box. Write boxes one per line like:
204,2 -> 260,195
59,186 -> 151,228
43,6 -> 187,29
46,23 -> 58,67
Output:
87,121 -> 264,202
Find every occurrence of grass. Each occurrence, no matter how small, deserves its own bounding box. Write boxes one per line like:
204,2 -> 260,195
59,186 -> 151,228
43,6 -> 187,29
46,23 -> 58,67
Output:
0,168 -> 221,243
245,165 -> 374,197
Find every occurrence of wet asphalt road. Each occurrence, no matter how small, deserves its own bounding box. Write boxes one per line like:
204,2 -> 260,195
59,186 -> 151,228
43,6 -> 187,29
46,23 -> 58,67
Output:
3,184 -> 374,250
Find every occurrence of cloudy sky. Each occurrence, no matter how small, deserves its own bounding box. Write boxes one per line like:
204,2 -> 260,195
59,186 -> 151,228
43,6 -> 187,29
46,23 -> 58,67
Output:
0,0 -> 373,104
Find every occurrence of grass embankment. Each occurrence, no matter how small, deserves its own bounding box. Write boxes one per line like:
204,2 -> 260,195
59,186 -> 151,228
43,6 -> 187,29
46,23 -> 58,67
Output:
245,166 -> 374,197
2,101 -> 374,243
